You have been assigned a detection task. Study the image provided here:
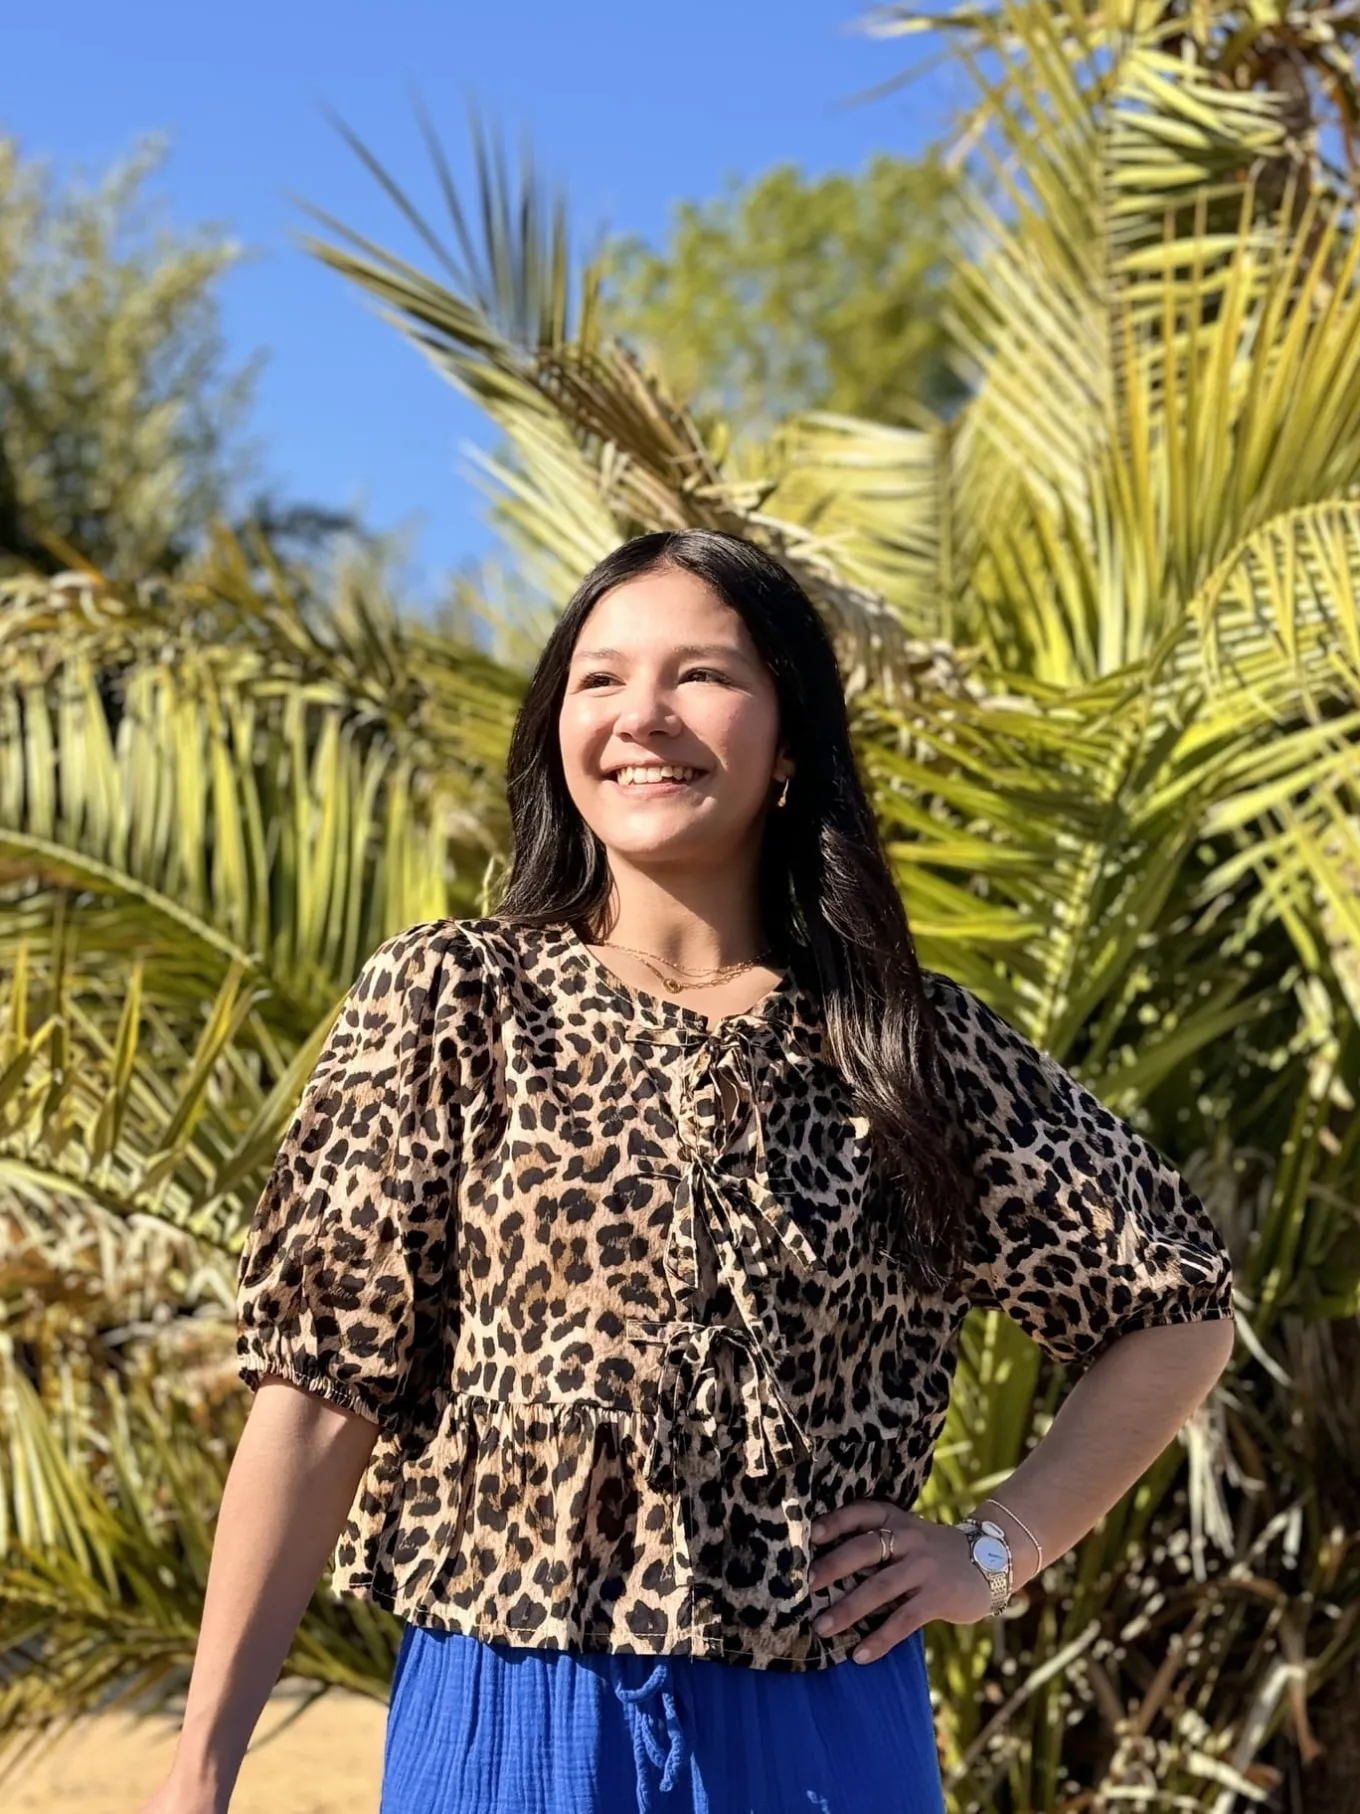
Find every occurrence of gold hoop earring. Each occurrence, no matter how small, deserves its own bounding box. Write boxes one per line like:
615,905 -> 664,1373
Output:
775,774 -> 790,809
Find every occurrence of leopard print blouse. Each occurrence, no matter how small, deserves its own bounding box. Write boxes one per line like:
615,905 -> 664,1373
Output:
235,915 -> 1235,1670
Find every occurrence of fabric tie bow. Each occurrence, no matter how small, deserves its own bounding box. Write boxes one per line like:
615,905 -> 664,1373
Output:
663,1021 -> 822,1307
633,1317 -> 812,1494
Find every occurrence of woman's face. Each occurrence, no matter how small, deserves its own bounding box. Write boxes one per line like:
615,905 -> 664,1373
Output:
558,566 -> 792,871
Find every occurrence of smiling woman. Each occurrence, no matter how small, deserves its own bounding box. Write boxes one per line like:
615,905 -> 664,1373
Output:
497,530 -> 971,1219
148,528 -> 1234,1814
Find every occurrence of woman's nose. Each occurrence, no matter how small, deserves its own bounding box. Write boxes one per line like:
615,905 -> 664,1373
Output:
613,689 -> 680,737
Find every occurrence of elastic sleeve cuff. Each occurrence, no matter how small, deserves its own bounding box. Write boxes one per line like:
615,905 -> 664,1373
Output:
236,1337 -> 393,1431
1078,1298 -> 1236,1369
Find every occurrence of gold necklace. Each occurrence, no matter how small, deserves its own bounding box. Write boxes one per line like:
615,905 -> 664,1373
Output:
594,939 -> 775,995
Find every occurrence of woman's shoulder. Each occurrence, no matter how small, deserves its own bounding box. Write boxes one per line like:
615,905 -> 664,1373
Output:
357,914 -> 533,986
919,966 -> 990,1041
918,966 -> 1032,1084
358,913 -> 554,1004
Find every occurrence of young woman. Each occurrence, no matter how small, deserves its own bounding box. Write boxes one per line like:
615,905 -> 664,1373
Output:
149,529 -> 1236,1814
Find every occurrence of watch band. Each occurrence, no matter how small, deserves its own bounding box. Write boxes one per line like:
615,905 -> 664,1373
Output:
957,1516 -> 1013,1615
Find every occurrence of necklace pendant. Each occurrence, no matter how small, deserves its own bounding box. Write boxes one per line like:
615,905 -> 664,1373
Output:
665,978 -> 682,993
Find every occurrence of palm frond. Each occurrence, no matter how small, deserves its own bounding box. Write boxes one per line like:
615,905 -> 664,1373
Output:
0,1355 -> 397,1784
303,119 -> 974,689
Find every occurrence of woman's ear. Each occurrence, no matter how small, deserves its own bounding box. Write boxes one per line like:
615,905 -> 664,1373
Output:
771,752 -> 795,810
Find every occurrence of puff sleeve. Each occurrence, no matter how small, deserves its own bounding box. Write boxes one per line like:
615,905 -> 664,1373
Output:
236,921 -> 471,1433
926,972 -> 1235,1371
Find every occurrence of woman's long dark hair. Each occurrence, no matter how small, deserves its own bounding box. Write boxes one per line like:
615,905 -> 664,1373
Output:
497,528 -> 968,1292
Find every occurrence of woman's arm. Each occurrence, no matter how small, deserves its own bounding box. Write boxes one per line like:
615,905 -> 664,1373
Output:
809,1315 -> 1234,1661
146,922 -> 478,1808
972,1313 -> 1236,1589
812,972 -> 1239,1661
141,1378 -> 380,1814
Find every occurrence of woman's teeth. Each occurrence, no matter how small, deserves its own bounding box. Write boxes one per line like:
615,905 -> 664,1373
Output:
612,765 -> 699,786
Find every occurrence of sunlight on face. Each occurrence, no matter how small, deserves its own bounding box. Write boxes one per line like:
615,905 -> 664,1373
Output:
558,566 -> 785,871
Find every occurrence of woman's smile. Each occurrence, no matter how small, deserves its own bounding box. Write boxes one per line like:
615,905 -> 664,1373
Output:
607,761 -> 707,794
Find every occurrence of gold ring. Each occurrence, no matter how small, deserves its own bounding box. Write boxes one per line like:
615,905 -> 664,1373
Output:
876,1524 -> 895,1565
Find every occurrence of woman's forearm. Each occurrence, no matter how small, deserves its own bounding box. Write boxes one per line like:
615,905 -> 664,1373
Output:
168,1377 -> 380,1804
969,1316 -> 1236,1591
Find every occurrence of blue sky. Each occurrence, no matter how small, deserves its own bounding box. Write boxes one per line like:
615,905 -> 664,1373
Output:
3,2 -> 957,603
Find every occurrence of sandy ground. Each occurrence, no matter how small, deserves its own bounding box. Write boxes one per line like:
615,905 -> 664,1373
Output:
4,1682 -> 389,1814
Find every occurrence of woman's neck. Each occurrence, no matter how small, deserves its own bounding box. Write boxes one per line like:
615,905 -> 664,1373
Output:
590,862 -> 767,970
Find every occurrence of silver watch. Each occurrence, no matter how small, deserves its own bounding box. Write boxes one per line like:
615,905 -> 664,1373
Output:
956,1516 -> 1013,1615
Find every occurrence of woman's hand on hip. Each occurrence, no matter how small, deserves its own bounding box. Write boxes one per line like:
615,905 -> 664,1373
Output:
808,1500 -> 993,1662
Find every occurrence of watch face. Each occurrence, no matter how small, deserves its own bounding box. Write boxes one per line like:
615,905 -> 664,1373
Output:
974,1536 -> 1010,1572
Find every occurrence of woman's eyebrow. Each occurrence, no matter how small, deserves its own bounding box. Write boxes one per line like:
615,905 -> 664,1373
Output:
572,642 -> 748,663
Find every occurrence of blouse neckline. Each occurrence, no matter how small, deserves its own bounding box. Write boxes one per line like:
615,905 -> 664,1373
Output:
551,918 -> 819,1044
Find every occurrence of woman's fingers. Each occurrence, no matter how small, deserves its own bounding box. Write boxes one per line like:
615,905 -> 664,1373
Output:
806,1500 -> 995,1657
808,1528 -> 896,1591
809,1500 -> 895,1548
850,1597 -> 930,1664
812,1560 -> 924,1637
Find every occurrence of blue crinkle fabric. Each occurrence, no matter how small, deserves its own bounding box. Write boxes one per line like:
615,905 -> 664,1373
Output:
380,1623 -> 948,1814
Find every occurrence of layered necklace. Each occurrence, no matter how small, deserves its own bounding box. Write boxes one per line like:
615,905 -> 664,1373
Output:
593,938 -> 775,996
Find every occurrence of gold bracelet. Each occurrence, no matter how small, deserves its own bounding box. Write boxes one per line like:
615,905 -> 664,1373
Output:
977,1496 -> 1044,1572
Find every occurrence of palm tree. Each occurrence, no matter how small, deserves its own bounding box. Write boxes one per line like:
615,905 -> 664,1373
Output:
0,542 -> 524,1774
2,3 -> 1358,1806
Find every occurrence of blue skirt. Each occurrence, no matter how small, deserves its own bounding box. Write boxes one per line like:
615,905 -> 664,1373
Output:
380,1623 -> 947,1814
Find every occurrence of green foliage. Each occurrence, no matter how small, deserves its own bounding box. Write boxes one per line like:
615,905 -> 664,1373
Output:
2,4 -> 1360,1806
0,134 -> 255,578
0,1351 -> 398,1787
599,153 -> 964,429
870,0 -> 1360,202
0,538 -> 524,1776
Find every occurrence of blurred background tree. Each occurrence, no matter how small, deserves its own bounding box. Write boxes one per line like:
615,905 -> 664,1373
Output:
599,152 -> 965,431
0,134 -> 256,576
0,132 -> 361,579
2,3 -> 1360,1810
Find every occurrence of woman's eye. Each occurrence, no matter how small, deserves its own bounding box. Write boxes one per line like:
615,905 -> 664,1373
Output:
574,666 -> 729,689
